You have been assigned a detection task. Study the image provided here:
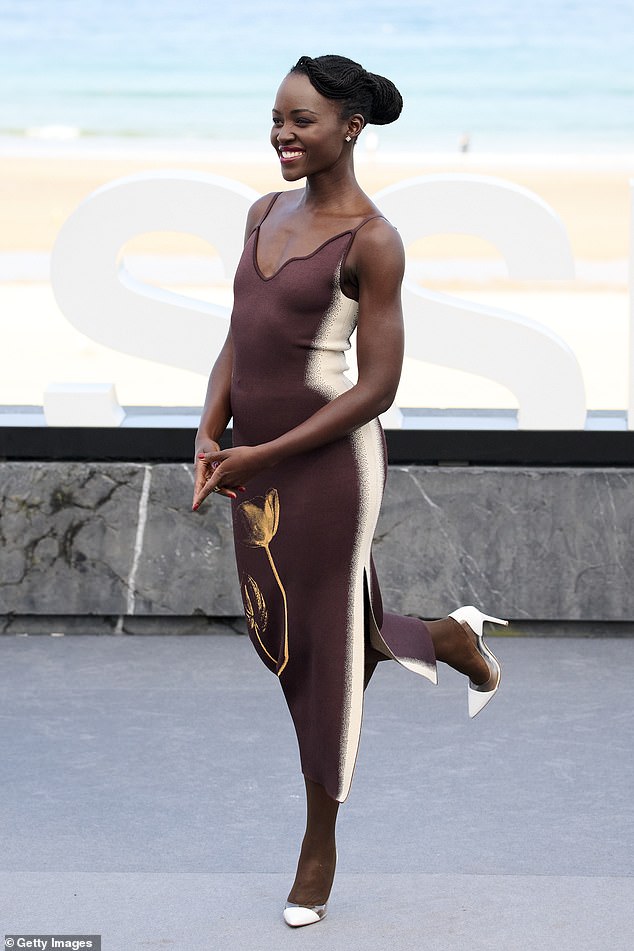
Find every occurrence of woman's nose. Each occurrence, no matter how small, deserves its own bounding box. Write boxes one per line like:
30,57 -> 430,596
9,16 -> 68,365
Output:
277,124 -> 294,143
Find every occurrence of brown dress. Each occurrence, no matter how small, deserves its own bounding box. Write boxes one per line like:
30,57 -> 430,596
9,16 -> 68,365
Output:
229,193 -> 436,803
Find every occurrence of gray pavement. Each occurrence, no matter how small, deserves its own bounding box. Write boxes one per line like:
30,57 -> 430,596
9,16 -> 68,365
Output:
1,633 -> 633,950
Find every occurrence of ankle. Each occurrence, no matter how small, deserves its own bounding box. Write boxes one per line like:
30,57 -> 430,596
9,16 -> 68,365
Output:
288,843 -> 337,906
427,617 -> 490,685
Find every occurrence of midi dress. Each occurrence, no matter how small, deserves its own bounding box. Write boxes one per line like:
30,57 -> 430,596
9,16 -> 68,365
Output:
229,192 -> 437,803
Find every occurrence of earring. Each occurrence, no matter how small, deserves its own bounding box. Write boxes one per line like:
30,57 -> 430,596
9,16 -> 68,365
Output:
345,135 -> 352,142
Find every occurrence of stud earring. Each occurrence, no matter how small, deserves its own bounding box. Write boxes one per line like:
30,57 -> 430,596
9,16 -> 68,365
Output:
345,135 -> 352,142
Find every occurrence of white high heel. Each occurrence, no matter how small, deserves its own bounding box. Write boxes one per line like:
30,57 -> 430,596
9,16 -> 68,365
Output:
448,606 -> 507,718
283,847 -> 336,927
283,901 -> 328,927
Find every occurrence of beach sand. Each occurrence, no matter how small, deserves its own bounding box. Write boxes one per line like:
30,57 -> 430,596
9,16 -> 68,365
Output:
1,150 -> 631,413
3,152 -> 632,262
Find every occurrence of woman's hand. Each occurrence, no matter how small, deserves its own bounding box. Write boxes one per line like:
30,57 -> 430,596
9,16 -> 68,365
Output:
193,440 -> 229,509
192,445 -> 267,511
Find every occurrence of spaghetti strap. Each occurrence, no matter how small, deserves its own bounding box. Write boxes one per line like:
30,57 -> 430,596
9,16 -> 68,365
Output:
340,214 -> 390,279
249,192 -> 282,237
349,213 -> 387,235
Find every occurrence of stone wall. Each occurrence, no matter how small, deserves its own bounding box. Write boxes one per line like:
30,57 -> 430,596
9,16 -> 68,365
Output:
1,462 -> 632,631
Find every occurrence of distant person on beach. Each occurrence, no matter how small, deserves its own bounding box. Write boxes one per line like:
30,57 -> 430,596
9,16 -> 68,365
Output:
192,54 -> 506,928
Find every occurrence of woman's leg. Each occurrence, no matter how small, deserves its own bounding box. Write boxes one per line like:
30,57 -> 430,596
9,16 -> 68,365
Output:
285,617 -> 499,907
426,616 -> 494,686
287,777 -> 339,906
286,590 -> 389,907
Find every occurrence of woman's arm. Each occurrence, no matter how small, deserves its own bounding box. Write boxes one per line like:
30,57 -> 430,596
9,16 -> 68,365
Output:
193,194 -> 277,503
193,218 -> 405,507
192,328 -> 236,500
194,328 -> 234,450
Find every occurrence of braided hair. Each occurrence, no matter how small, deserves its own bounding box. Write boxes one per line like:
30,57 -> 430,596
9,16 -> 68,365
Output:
289,54 -> 403,127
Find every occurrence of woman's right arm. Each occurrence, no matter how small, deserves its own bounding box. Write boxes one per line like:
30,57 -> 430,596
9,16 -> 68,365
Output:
192,193 -> 276,503
194,328 -> 234,456
192,328 -> 235,501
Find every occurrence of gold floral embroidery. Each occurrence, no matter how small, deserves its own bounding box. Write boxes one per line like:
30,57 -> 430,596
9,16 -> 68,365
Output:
242,574 -> 274,664
238,487 -> 280,547
237,488 -> 289,676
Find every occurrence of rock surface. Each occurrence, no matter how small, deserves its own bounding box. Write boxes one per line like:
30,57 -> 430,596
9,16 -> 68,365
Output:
1,462 -> 632,625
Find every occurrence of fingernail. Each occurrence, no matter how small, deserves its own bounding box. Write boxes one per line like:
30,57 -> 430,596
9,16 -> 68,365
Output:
192,503 -> 199,510
239,486 -> 246,492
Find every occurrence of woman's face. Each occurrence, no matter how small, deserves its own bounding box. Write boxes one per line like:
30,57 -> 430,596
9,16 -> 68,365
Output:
271,72 -> 351,181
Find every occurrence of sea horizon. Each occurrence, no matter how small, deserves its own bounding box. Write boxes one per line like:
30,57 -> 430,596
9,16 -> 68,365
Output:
1,0 -> 633,156
1,1 -> 631,420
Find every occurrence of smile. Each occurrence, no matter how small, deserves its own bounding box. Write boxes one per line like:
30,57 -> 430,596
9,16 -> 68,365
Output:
279,149 -> 305,163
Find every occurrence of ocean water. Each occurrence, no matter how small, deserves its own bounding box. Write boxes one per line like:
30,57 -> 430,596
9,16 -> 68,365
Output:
0,0 -> 633,152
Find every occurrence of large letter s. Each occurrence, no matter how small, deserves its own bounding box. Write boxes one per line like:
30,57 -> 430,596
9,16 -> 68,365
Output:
50,171 -> 259,375
375,175 -> 586,429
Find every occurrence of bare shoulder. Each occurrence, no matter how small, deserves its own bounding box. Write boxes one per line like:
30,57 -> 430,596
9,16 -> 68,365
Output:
350,215 -> 405,274
243,192 -> 280,241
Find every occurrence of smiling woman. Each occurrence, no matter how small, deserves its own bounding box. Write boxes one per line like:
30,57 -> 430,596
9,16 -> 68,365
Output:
192,53 -> 507,929
272,55 -> 402,180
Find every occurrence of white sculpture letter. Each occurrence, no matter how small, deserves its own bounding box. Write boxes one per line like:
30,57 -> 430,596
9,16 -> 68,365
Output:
50,171 -> 259,376
375,175 -> 587,429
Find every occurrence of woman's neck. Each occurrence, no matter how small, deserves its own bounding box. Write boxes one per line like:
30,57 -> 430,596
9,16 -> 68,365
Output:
301,162 -> 365,213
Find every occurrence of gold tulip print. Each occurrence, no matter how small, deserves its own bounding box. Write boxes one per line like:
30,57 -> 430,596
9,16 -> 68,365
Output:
237,488 -> 289,676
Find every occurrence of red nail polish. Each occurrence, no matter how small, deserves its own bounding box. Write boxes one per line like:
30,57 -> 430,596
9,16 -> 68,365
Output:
192,503 -> 199,510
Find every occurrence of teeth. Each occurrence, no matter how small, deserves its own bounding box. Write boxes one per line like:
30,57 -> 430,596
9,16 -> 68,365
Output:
281,150 -> 304,158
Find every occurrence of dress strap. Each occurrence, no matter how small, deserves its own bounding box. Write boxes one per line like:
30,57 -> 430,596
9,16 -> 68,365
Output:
343,213 -> 390,262
339,215 -> 391,299
349,213 -> 387,236
253,192 -> 282,232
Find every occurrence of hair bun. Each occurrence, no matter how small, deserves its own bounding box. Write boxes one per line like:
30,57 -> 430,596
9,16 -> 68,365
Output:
290,54 -> 403,128
365,71 -> 403,125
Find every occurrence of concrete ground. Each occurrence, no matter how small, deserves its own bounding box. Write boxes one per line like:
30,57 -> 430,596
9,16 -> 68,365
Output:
0,633 -> 632,950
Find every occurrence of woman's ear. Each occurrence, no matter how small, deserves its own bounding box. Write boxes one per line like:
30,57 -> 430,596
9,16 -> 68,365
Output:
346,113 -> 365,140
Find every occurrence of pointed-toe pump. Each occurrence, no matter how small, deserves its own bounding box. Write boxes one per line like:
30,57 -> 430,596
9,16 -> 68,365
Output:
283,846 -> 336,927
448,605 -> 507,717
283,902 -> 328,927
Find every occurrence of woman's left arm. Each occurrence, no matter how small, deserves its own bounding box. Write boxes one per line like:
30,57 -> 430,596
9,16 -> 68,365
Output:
194,220 -> 405,504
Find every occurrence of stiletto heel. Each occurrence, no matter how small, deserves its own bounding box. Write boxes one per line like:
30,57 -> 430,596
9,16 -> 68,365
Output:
283,901 -> 328,927
448,605 -> 507,717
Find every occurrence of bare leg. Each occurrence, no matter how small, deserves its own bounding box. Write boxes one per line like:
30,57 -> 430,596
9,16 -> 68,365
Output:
287,777 -> 339,906
426,617 -> 494,687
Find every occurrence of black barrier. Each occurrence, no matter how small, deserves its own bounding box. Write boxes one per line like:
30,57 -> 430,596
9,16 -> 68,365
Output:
1,427 -> 634,466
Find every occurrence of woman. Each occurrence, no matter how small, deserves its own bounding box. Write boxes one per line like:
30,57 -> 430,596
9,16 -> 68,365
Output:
193,54 -> 506,927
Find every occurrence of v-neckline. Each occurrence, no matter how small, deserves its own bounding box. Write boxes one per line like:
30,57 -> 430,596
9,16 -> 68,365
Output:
252,225 -> 354,282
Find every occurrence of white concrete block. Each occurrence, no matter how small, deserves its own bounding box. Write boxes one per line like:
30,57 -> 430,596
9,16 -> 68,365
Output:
43,382 -> 125,427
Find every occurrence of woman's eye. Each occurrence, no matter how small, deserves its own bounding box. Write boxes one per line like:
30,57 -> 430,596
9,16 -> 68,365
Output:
295,118 -> 311,126
272,118 -> 282,126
